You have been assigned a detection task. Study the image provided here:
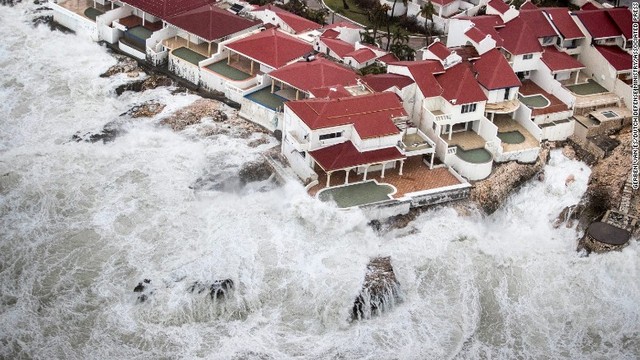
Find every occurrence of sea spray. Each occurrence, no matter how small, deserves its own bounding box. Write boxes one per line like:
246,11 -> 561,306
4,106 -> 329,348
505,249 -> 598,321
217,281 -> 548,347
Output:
0,2 -> 639,360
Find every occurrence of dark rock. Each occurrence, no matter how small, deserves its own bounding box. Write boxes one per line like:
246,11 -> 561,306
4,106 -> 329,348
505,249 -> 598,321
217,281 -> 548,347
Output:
247,137 -> 270,148
210,279 -> 234,300
100,57 -> 141,78
0,0 -> 22,6
352,257 -> 401,321
273,129 -> 282,141
553,204 -> 586,229
120,101 -> 166,118
188,281 -> 208,294
115,76 -> 171,96
137,294 -> 148,303
238,159 -> 273,185
72,121 -> 121,143
143,279 -> 151,284
115,80 -> 144,95
133,282 -> 145,292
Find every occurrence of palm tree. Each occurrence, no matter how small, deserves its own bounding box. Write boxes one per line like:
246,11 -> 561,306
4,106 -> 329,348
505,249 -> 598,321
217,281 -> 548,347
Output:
420,1 -> 435,45
360,27 -> 376,45
368,3 -> 389,44
385,0 -> 408,50
342,0 -> 349,10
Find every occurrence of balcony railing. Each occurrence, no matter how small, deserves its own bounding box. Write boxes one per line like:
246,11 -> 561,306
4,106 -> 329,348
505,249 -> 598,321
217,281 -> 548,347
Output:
287,131 -> 309,152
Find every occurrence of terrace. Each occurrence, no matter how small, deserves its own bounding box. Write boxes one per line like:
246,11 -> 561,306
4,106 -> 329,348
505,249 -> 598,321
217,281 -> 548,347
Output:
115,15 -> 163,32
58,0 -> 117,21
244,87 -> 287,111
519,80 -> 570,116
493,114 -> 540,153
309,157 -> 463,199
163,37 -> 213,58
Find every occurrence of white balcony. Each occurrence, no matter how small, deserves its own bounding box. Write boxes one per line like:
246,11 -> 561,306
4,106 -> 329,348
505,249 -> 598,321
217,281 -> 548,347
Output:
287,131 -> 309,152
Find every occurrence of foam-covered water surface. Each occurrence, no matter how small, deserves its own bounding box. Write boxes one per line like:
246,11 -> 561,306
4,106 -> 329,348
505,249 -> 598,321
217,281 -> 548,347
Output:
1,4 -> 638,359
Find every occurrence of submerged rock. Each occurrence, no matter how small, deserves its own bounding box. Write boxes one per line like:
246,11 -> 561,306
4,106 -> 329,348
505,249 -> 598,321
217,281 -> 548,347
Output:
553,204 -> 586,229
0,0 -> 22,6
238,159 -> 273,185
133,282 -> 145,292
188,279 -> 234,300
100,56 -> 142,78
115,75 -> 173,95
72,121 -> 121,143
120,101 -> 166,118
352,257 -> 401,321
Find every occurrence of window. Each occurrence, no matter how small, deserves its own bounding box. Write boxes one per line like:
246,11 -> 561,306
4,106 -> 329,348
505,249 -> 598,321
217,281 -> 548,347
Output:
542,36 -> 554,45
504,87 -> 511,100
523,53 -> 534,60
319,132 -> 343,141
461,103 -> 477,113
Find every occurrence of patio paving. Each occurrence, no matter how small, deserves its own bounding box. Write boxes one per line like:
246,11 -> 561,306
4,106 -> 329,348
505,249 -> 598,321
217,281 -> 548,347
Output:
519,80 -> 570,116
493,115 -> 540,152
205,60 -> 252,81
59,0 -> 114,20
565,79 -> 608,96
309,157 -> 463,198
172,47 -> 207,65
163,37 -> 212,57
446,131 -> 486,150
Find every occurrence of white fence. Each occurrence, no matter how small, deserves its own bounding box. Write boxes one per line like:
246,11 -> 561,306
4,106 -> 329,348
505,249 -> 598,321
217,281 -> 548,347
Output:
96,6 -> 130,43
514,104 -> 543,141
50,3 -> 99,41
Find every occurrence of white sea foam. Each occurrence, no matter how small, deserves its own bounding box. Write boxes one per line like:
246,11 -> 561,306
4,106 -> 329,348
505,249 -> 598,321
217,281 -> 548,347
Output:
0,3 -> 639,359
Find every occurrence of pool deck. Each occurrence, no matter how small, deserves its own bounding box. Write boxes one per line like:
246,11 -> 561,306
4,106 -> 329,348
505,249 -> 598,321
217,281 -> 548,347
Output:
309,157 -> 462,198
163,38 -> 212,57
118,15 -> 162,32
446,131 -> 486,150
519,80 -> 570,116
493,115 -> 540,152
58,0 -> 115,21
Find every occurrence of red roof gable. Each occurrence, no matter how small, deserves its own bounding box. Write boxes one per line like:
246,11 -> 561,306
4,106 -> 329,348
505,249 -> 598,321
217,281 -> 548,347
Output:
541,47 -> 585,72
472,49 -> 521,90
345,48 -> 377,63
165,5 -> 260,42
427,40 -> 452,60
461,16 -> 504,47
363,73 -> 414,92
499,18 -> 543,55
520,9 -> 557,38
488,0 -> 510,14
376,53 -> 400,64
396,60 -> 445,98
310,141 -> 405,172
580,2 -> 600,10
431,0 -> 457,5
436,63 -> 487,104
226,28 -> 313,69
286,92 -> 406,138
122,0 -> 208,18
543,8 -> 584,39
607,8 -> 632,40
574,10 -> 623,39
321,29 -> 340,39
321,37 -> 355,58
595,45 -> 632,71
268,57 -> 359,92
465,26 -> 488,43
253,5 -> 322,34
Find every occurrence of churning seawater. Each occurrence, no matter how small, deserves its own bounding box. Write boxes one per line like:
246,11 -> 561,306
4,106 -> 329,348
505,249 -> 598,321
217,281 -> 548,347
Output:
1,4 -> 639,359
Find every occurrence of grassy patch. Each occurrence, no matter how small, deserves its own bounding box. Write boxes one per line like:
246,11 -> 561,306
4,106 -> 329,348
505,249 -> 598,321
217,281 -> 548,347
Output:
324,0 -> 373,27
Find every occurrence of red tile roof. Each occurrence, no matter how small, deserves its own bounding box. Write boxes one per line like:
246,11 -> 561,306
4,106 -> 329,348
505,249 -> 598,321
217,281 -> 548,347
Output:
268,57 -> 360,92
595,45 -> 632,71
165,5 -> 260,42
363,73 -> 414,92
472,49 -> 521,89
459,16 -> 505,47
520,9 -> 557,38
465,26 -> 488,43
310,141 -> 405,172
286,92 -> 406,138
345,48 -> 377,63
488,0 -> 510,14
427,40 -> 452,60
607,8 -> 632,40
309,85 -> 354,99
321,37 -> 355,58
392,60 -> 444,98
252,5 -> 322,34
543,8 -> 585,39
321,29 -> 340,39
436,63 -> 487,104
376,53 -> 400,64
122,0 -> 208,18
573,9 -> 623,39
499,18 -> 543,55
540,47 -> 585,72
580,2 -> 600,10
226,28 -> 313,69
